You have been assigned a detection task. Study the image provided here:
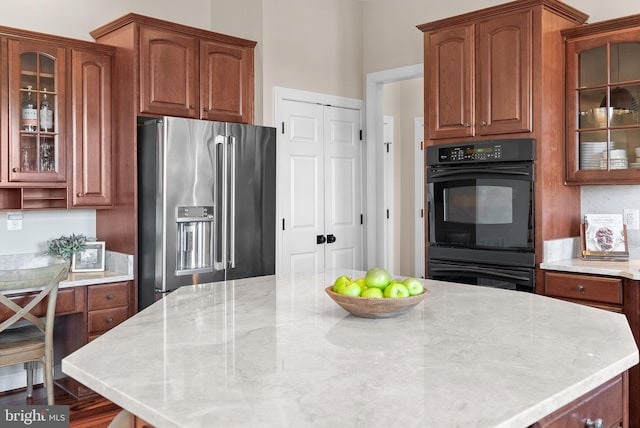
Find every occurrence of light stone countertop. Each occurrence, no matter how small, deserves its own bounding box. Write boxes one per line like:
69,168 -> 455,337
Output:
62,270 -> 638,428
0,251 -> 133,288
540,258 -> 640,279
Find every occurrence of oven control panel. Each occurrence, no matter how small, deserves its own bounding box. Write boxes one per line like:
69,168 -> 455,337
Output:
427,138 -> 535,165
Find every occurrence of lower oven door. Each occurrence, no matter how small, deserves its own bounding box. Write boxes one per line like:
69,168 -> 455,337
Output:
428,259 -> 535,293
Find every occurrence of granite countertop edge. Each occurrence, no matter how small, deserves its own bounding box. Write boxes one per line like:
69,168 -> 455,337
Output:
0,251 -> 134,287
540,258 -> 640,280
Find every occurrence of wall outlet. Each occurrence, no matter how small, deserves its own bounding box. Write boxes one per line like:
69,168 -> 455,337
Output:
7,211 -> 22,231
623,208 -> 640,230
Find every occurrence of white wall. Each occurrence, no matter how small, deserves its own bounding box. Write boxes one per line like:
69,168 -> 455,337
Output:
384,78 -> 423,276
0,0 -> 211,41
261,0 -> 363,125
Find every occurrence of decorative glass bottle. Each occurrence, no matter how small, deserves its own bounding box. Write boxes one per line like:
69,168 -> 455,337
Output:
21,86 -> 37,131
40,88 -> 53,132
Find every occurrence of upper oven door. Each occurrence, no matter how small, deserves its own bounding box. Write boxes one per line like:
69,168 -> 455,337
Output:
427,162 -> 534,252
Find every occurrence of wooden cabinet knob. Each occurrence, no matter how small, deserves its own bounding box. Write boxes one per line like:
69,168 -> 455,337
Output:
107,294 -> 115,300
576,284 -> 585,293
106,317 -> 113,324
12,167 -> 18,172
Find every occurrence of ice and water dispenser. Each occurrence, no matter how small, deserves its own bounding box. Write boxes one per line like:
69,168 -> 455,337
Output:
175,206 -> 214,275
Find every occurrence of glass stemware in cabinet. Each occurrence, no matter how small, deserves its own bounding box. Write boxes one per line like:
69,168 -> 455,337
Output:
40,137 -> 55,171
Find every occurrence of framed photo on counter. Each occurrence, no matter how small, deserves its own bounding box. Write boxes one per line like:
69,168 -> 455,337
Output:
72,241 -> 106,272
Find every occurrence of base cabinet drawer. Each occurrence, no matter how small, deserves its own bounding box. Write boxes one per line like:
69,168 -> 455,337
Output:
533,374 -> 625,428
88,281 -> 129,310
88,306 -> 128,335
0,287 -> 82,321
544,272 -> 622,305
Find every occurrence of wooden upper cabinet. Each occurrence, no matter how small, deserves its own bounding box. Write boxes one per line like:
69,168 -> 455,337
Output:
477,10 -> 531,136
70,48 -> 113,208
200,40 -> 253,123
139,27 -> 198,118
424,9 -> 532,140
563,16 -> 640,184
426,24 -> 474,139
7,38 -> 66,182
91,14 -> 256,124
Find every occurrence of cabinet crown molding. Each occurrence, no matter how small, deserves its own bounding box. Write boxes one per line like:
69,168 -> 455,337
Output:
417,0 -> 588,32
90,13 -> 257,48
562,14 -> 640,39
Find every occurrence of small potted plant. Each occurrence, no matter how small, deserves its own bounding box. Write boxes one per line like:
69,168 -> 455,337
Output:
46,233 -> 88,262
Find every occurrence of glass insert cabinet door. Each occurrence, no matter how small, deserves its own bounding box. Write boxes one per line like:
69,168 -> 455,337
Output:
8,39 -> 65,182
566,29 -> 640,182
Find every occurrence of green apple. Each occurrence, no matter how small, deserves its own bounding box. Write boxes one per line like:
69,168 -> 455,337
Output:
336,281 -> 362,297
364,267 -> 391,290
383,282 -> 410,298
403,277 -> 424,296
361,287 -> 383,298
333,275 -> 352,292
355,277 -> 366,289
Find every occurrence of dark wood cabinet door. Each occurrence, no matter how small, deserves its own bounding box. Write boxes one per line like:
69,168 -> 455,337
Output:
200,40 -> 253,124
70,48 -> 113,208
7,39 -> 66,182
426,24 -> 474,140
139,27 -> 198,118
476,9 -> 532,136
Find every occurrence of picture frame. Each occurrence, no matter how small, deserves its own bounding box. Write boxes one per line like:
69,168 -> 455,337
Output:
580,214 -> 629,261
71,241 -> 106,272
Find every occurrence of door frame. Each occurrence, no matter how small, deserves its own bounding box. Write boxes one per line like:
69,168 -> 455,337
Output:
414,117 -> 425,278
274,87 -> 364,275
383,115 -> 394,274
365,64 -> 423,268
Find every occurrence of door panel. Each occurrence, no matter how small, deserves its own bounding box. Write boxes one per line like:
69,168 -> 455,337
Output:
323,106 -> 362,271
280,100 -> 325,274
139,27 -> 198,117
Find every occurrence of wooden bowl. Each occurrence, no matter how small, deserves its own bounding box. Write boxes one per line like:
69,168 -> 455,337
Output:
325,286 -> 427,319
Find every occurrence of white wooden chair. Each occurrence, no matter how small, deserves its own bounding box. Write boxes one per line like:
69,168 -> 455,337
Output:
0,261 -> 69,405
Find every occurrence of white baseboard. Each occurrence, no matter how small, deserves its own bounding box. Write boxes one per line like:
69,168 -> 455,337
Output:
0,364 -> 43,393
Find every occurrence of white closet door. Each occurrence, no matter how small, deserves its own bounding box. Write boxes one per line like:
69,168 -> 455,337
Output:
323,105 -> 363,271
279,100 -> 364,275
280,100 -> 325,274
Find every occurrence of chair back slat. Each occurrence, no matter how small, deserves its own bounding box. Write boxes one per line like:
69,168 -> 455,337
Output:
0,263 -> 69,333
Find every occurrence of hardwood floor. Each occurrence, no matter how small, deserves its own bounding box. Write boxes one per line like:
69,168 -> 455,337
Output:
0,384 -> 121,428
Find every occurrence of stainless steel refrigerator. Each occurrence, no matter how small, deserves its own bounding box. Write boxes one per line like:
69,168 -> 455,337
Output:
137,116 -> 276,310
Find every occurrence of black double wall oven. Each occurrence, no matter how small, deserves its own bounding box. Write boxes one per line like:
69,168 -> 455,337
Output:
426,139 -> 535,292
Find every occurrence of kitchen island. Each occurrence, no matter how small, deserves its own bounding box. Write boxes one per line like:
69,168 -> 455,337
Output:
62,271 -> 638,427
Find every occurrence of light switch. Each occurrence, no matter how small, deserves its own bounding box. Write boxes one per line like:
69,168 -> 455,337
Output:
7,211 -> 23,231
623,208 -> 640,230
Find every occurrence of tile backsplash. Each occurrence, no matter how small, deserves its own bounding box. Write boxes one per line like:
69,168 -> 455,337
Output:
582,185 -> 640,258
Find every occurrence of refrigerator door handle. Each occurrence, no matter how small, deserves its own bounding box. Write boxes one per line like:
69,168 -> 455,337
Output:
213,135 -> 227,270
229,135 -> 237,269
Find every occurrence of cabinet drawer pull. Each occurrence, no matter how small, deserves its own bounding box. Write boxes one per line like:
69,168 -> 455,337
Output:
106,317 -> 113,324
576,284 -> 585,293
480,120 -> 487,126
585,417 -> 604,428
12,168 -> 18,172
77,192 -> 84,197
106,294 -> 115,300
463,122 -> 470,128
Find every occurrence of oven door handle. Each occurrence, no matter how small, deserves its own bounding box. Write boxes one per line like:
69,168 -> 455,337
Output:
429,264 -> 531,282
428,167 -> 531,179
